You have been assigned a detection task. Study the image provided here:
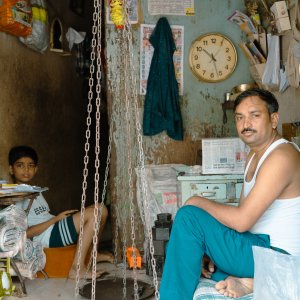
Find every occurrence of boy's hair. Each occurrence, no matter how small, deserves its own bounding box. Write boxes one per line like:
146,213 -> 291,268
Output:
234,88 -> 279,115
8,146 -> 38,166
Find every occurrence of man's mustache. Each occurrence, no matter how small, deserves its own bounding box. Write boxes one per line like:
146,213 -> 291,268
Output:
241,128 -> 257,134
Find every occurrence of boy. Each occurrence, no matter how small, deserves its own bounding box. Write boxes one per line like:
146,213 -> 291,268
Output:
8,145 -> 113,279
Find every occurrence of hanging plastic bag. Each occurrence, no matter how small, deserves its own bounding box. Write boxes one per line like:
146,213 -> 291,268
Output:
19,0 -> 48,53
262,34 -> 280,88
0,270 -> 14,297
253,246 -> 300,300
0,0 -> 32,37
279,66 -> 289,93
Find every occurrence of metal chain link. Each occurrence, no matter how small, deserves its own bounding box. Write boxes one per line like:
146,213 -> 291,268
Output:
122,26 -> 139,300
77,0 -> 161,299
122,1 -> 160,298
75,0 -> 104,299
88,1 -> 104,298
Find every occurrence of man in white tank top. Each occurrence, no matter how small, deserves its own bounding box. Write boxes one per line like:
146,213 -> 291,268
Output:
160,89 -> 300,300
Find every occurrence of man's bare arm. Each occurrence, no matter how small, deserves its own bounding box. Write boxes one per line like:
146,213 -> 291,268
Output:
186,146 -> 298,232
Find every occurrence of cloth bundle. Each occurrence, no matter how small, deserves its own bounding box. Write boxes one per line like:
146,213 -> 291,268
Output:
15,239 -> 35,263
12,240 -> 46,279
0,222 -> 25,255
0,205 -> 27,231
12,258 -> 40,279
0,205 -> 46,278
0,205 -> 27,257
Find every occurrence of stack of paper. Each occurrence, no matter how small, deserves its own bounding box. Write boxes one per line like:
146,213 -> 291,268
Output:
0,184 -> 48,195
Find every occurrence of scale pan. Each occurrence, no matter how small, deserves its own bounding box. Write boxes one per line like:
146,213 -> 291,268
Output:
80,277 -> 155,299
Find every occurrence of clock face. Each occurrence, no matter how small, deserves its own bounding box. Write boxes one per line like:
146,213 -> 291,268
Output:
188,33 -> 237,83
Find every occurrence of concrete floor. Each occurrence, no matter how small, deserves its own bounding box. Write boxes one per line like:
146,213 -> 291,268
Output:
8,262 -> 159,300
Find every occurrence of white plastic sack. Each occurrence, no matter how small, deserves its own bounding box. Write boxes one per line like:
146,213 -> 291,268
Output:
262,34 -> 280,88
19,0 -> 48,53
253,246 -> 300,300
279,67 -> 289,93
136,164 -> 185,229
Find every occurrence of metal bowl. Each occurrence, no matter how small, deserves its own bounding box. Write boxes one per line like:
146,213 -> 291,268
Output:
231,83 -> 258,94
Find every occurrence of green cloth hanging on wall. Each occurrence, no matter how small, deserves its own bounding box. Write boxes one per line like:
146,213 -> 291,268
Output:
143,17 -> 183,141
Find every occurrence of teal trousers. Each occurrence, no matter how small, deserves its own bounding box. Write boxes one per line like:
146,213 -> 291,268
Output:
159,205 -> 271,300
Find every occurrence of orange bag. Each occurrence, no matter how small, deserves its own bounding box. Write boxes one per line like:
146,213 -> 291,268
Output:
0,0 -> 32,37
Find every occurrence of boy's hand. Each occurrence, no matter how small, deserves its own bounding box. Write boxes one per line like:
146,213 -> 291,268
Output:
56,210 -> 78,221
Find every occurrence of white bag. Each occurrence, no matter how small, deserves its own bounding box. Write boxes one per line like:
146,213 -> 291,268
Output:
253,246 -> 300,300
136,164 -> 184,228
262,34 -> 280,88
19,0 -> 48,53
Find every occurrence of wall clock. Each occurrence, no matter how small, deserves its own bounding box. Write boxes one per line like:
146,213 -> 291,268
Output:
188,33 -> 238,83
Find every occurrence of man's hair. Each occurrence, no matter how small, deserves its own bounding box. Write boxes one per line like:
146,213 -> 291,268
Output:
8,146 -> 38,166
234,88 -> 279,114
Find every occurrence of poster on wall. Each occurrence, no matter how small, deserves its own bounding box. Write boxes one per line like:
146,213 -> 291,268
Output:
106,0 -> 139,24
148,0 -> 194,16
140,24 -> 184,95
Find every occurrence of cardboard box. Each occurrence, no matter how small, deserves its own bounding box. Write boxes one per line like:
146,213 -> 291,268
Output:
270,1 -> 291,33
271,1 -> 289,19
202,138 -> 249,174
275,16 -> 291,33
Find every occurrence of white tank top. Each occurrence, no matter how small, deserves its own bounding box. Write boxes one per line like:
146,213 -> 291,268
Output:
244,138 -> 300,256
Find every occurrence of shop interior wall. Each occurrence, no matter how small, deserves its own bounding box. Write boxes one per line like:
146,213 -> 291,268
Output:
107,0 -> 253,167
0,1 -> 94,214
106,1 -> 300,249
106,0 -> 300,166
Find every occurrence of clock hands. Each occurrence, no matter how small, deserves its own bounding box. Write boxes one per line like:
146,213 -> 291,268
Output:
212,38 -> 224,59
203,49 -> 219,77
203,49 -> 212,59
212,59 -> 219,78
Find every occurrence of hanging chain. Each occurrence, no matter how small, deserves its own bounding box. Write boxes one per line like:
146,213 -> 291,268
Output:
88,0 -> 103,299
75,0 -> 103,299
103,0 -> 161,298
122,26 -> 139,300
122,0 -> 160,298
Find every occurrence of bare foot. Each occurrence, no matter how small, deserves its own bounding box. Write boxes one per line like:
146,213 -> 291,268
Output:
96,251 -> 114,264
215,276 -> 253,298
68,267 -> 107,280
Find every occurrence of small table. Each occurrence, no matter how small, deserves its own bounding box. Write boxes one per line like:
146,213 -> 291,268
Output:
0,191 -> 40,296
0,191 -> 39,214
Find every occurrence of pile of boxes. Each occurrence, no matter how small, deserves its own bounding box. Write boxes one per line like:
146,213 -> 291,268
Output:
146,213 -> 172,277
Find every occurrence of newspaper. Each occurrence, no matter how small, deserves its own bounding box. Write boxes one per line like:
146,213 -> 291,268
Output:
148,0 -> 194,16
228,10 -> 258,39
140,24 -> 184,95
202,138 -> 249,174
0,184 -> 48,195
